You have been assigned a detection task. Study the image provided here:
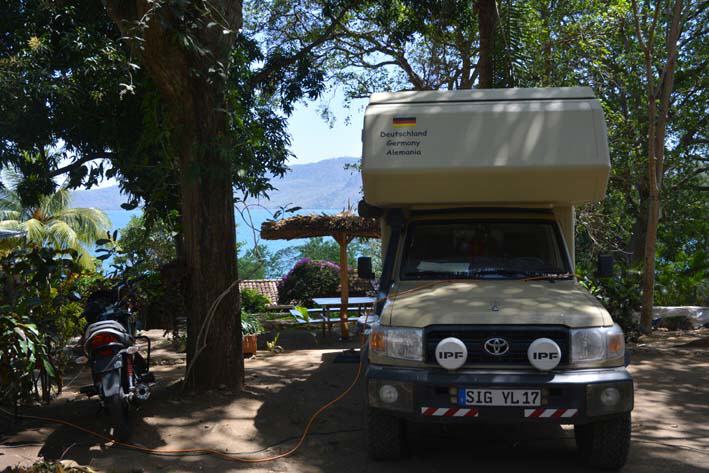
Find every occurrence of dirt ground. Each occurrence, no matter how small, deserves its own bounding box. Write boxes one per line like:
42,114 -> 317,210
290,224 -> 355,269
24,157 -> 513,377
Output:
2,328 -> 708,473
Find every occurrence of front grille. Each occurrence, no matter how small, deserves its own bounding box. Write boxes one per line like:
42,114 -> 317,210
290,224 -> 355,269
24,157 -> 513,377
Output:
425,325 -> 570,366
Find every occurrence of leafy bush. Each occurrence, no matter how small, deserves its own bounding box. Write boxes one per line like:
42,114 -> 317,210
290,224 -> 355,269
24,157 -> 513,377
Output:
4,461 -> 94,473
95,223 -> 185,331
277,258 -> 340,306
578,263 -> 642,337
0,247 -> 84,403
654,250 -> 708,306
0,314 -> 60,404
241,311 -> 263,335
241,288 -> 270,313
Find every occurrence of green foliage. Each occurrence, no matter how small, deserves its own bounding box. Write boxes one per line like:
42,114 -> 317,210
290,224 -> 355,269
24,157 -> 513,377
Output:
112,214 -> 177,273
578,264 -> 642,337
0,181 -> 110,269
0,1 -> 130,201
266,333 -> 281,352
241,312 -> 264,335
1,460 -> 94,473
241,288 -> 270,313
0,314 -> 60,405
655,250 -> 709,307
238,243 -> 282,280
278,259 -> 340,306
0,246 -> 85,403
292,237 -> 341,263
92,220 -> 186,331
294,306 -> 311,322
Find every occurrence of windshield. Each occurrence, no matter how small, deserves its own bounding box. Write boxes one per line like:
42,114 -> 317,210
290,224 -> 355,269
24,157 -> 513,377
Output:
400,220 -> 570,280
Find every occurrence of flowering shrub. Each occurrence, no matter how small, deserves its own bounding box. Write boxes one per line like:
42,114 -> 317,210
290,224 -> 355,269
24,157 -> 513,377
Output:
277,258 -> 340,306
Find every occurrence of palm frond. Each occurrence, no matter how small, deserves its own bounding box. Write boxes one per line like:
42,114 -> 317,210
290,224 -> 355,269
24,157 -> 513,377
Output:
0,210 -> 21,221
1,172 -> 110,259
22,218 -> 47,244
0,220 -> 22,230
45,219 -> 80,250
41,188 -> 72,217
74,245 -> 96,271
54,207 -> 111,244
0,187 -> 22,215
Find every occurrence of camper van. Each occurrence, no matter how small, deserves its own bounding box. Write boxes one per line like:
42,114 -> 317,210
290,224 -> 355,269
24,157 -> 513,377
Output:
357,87 -> 633,470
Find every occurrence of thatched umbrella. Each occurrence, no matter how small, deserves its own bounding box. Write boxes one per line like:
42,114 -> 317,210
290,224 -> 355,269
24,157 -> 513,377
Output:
261,211 -> 380,338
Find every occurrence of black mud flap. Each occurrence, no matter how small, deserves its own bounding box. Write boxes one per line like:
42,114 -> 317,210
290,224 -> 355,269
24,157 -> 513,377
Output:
100,368 -> 123,398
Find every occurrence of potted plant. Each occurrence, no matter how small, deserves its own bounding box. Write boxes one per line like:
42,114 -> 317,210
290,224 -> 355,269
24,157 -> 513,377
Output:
241,312 -> 263,355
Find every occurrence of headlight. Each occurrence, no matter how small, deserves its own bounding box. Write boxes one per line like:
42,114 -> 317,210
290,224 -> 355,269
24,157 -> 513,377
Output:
570,324 -> 625,367
370,324 -> 423,361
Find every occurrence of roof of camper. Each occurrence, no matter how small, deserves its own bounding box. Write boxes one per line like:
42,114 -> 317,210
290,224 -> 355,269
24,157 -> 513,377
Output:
369,87 -> 595,104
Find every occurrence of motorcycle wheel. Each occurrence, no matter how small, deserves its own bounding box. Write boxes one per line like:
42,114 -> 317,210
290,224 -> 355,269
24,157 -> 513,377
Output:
107,394 -> 131,441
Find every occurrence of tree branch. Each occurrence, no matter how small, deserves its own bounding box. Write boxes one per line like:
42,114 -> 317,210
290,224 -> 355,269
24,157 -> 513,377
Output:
250,0 -> 360,87
48,152 -> 112,178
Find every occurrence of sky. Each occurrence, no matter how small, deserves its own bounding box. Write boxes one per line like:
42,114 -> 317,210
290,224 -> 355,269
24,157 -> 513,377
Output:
286,92 -> 367,164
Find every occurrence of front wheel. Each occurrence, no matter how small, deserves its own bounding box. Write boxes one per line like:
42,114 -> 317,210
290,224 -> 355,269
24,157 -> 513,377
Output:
575,413 -> 631,470
366,408 -> 407,461
107,394 -> 131,441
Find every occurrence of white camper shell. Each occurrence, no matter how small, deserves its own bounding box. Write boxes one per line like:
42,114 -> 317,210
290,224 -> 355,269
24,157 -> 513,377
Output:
362,87 -> 610,207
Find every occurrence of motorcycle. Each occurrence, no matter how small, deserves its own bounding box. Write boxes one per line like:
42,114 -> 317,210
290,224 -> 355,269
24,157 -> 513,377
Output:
75,278 -> 154,439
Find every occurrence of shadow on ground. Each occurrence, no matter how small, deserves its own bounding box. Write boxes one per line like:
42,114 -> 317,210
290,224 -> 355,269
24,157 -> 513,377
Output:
2,331 -> 708,472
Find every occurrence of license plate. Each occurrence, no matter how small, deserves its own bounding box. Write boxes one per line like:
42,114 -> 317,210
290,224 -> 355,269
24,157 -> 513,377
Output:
458,389 -> 541,407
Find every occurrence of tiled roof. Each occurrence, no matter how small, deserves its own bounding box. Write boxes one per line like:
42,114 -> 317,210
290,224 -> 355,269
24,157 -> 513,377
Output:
239,279 -> 281,306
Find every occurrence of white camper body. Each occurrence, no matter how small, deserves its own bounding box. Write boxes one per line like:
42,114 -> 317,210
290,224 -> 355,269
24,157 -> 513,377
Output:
362,87 -> 610,206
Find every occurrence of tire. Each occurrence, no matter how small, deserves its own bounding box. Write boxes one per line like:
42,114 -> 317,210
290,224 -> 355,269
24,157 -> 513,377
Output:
366,407 -> 407,461
107,394 -> 131,441
575,413 -> 631,470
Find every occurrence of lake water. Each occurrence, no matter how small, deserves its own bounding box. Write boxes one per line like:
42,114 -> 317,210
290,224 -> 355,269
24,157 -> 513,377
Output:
103,207 -> 335,257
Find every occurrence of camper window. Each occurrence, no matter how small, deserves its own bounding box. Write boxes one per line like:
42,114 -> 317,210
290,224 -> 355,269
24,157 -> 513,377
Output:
401,220 -> 569,280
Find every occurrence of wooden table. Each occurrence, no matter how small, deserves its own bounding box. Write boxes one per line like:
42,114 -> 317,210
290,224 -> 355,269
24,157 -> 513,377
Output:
312,297 -> 375,334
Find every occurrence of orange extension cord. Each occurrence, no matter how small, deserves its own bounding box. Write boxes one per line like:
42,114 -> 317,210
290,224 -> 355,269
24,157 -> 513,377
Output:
1,346 -> 365,464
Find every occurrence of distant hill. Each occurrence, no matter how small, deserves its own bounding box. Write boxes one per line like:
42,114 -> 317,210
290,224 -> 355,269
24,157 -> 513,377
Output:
71,156 -> 362,211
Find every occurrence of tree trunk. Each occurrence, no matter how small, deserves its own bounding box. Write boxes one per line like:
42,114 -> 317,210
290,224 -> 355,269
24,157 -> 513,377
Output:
640,191 -> 660,329
477,0 -> 497,88
176,91 -> 242,390
636,0 -> 683,332
629,184 -> 649,266
105,0 -> 244,390
337,233 -> 351,340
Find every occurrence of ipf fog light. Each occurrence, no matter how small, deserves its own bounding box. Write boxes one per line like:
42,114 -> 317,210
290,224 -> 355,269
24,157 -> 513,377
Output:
379,384 -> 399,404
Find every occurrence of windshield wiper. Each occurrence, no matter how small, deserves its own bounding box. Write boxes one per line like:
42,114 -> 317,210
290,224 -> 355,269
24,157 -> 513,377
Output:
467,268 -> 530,279
405,271 -> 471,280
522,272 -> 574,281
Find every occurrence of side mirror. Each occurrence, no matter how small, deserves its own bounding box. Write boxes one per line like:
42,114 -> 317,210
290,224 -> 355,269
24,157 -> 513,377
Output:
358,200 -> 382,219
597,254 -> 614,278
357,256 -> 375,280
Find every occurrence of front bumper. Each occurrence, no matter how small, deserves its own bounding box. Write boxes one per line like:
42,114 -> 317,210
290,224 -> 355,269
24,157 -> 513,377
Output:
366,364 -> 633,424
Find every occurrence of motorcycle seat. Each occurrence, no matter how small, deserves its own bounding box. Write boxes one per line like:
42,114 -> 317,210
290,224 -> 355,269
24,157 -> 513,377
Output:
84,320 -> 133,351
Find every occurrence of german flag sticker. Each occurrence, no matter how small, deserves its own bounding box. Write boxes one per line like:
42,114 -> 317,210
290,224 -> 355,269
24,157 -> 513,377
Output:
392,116 -> 416,127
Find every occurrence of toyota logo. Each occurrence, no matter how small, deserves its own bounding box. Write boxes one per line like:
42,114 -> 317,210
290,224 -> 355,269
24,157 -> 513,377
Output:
484,337 -> 509,356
